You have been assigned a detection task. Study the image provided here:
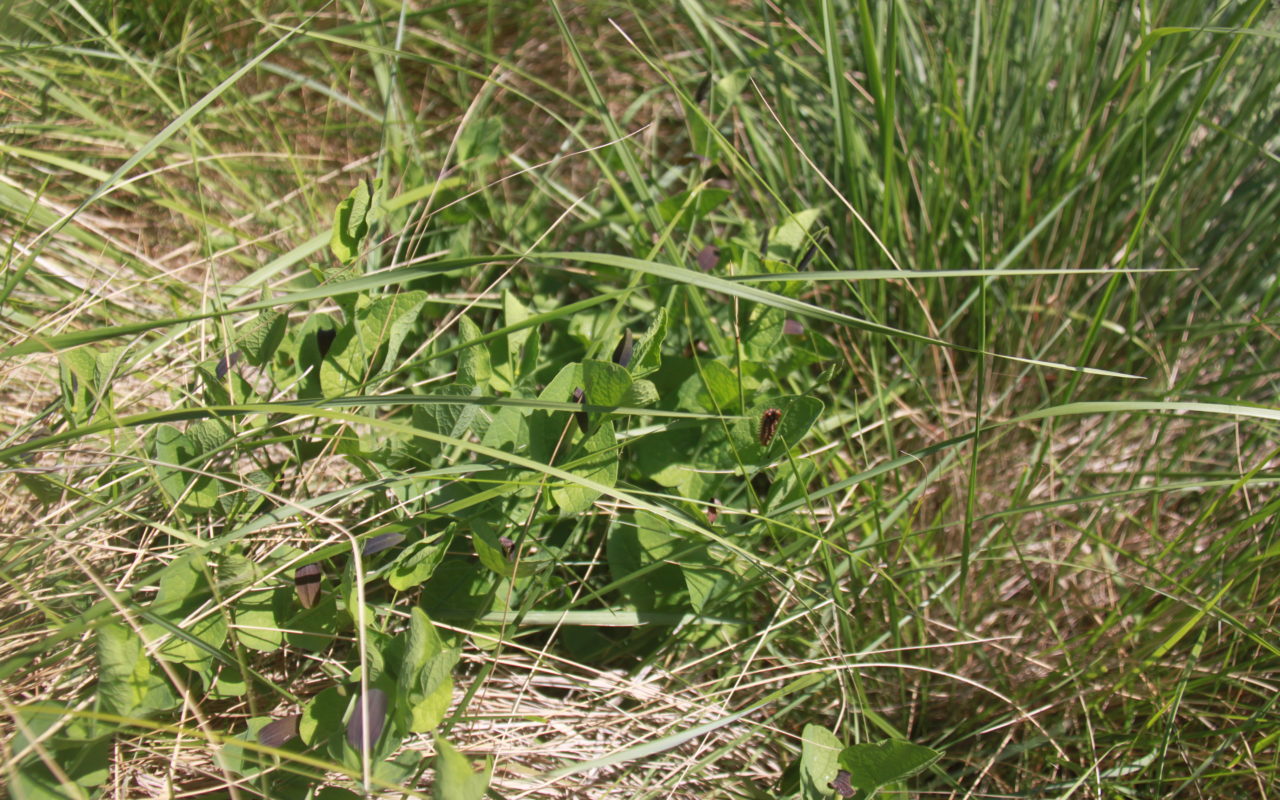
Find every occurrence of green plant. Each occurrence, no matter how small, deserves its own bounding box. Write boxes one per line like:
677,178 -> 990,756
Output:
3,1 -> 1279,798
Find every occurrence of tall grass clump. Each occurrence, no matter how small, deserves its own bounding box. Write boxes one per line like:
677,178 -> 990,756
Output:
2,1 -> 1278,797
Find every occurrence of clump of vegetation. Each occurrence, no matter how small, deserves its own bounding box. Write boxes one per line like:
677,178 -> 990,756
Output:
2,1 -> 1278,798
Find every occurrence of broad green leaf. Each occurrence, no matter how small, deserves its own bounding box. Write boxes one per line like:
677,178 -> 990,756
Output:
330,197 -> 360,262
320,290 -> 425,395
229,468 -> 273,516
769,458 -> 818,510
744,306 -> 785,360
375,749 -> 424,786
714,70 -> 750,103
478,402 -> 530,457
191,357 -> 239,406
290,312 -> 340,398
216,551 -> 261,591
551,421 -> 618,515
388,531 -> 452,591
186,417 -> 232,456
221,717 -> 271,776
58,348 -> 97,424
400,609 -> 458,733
583,359 -> 632,407
457,116 -> 504,169
657,187 -> 731,228
204,353 -> 239,395
293,312 -> 339,364
91,346 -> 126,393
567,311 -> 603,346
14,749 -> 108,800
681,550 -> 722,614
410,385 -> 479,461
402,607 -> 440,680
513,362 -> 624,514
630,307 -> 667,377
838,740 -> 942,796
409,680 -> 453,734
330,179 -> 378,263
10,705 -> 65,750
214,669 -> 248,698
345,181 -> 371,238
152,425 -> 220,513
470,520 -> 513,578
687,359 -> 740,414
360,290 -> 429,374
353,631 -> 390,685
631,513 -> 721,612
456,314 -> 491,390
142,553 -> 228,664
517,321 -> 540,385
623,378 -> 659,407
419,560 -> 498,622
284,595 -> 339,652
12,761 -> 74,800
633,427 -> 718,498
766,208 -> 822,262
433,737 -> 491,800
607,513 -> 688,612
468,575 -> 512,652
66,737 -> 110,789
318,325 -> 366,397
97,623 -> 174,718
54,344 -> 123,425
152,552 -> 204,612
731,395 -> 824,464
8,707 -> 112,796
338,560 -> 357,622
801,724 -> 843,800
300,686 -> 347,746
232,590 -> 281,652
523,363 -> 581,461
235,309 -> 286,366
152,607 -> 227,665
490,290 -> 533,392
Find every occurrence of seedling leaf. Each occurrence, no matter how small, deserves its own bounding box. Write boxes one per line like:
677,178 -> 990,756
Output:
800,724 -> 843,800
97,623 -> 175,718
433,737 -> 491,800
837,740 -> 942,796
